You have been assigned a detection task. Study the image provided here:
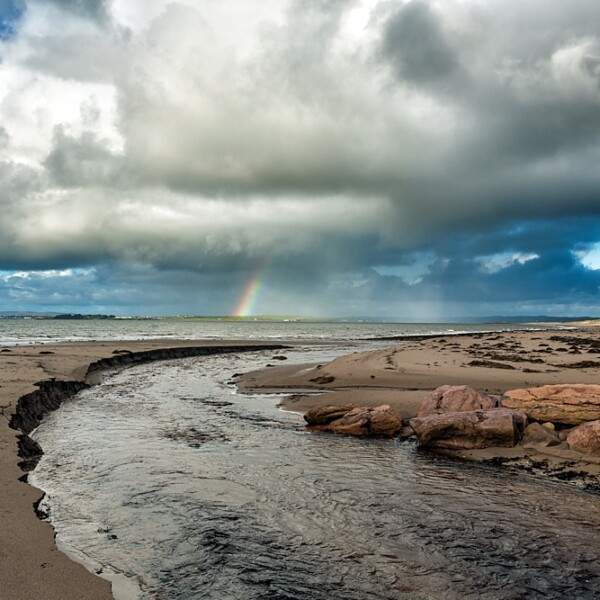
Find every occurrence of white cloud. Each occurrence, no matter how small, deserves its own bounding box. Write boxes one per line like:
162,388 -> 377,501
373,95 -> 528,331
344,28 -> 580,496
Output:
477,252 -> 539,274
578,243 -> 600,270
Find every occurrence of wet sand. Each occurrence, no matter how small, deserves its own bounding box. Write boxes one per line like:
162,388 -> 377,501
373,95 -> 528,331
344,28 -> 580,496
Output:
0,340 -> 285,600
238,328 -> 600,488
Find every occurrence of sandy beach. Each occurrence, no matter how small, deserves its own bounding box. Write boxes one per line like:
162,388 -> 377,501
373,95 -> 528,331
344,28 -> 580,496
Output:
0,340 -> 286,600
3,328 -> 600,598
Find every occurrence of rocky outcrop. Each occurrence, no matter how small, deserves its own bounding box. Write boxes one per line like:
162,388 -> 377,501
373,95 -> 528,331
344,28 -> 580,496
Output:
417,385 -> 496,417
502,384 -> 600,425
304,405 -> 357,426
306,405 -> 402,438
566,420 -> 600,455
410,408 -> 527,450
521,423 -> 560,447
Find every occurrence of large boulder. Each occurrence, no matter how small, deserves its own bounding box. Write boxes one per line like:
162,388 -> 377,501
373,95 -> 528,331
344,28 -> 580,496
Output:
410,408 -> 527,450
502,384 -> 600,425
304,405 -> 356,426
307,405 -> 402,438
566,420 -> 600,455
417,385 -> 496,417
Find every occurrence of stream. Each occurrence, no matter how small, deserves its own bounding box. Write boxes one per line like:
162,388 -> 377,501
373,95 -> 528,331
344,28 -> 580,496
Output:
30,347 -> 600,599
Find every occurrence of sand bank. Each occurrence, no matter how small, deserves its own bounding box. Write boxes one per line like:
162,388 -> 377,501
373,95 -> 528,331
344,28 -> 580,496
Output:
0,340 -> 286,600
238,328 -> 600,489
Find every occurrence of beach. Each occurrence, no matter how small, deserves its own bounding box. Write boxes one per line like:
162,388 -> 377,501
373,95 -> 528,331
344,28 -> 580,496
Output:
239,327 -> 600,484
2,328 -> 600,598
0,340 -> 286,600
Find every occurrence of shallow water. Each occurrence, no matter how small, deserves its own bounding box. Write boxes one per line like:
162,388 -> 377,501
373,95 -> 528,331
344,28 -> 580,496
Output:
31,347 -> 600,599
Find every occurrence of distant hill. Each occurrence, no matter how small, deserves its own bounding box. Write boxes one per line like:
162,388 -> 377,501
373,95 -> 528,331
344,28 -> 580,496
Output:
0,311 -> 114,319
336,316 -> 597,324
455,316 -> 596,324
0,311 -> 60,318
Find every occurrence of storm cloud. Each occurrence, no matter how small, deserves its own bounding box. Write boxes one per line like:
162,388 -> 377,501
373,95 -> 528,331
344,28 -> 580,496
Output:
0,0 -> 599,316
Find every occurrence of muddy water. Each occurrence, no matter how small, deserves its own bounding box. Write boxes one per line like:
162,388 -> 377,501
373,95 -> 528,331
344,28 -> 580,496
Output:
30,348 -> 600,599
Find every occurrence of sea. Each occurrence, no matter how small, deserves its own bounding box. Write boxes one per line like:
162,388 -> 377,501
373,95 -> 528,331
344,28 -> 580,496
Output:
8,319 -> 600,599
0,318 -> 553,346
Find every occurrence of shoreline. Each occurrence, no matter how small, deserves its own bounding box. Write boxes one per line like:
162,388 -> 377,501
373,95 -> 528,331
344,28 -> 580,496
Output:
238,328 -> 600,490
0,340 -> 287,600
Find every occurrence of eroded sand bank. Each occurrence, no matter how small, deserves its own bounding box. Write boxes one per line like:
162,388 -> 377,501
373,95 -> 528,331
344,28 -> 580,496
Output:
0,340 -> 286,600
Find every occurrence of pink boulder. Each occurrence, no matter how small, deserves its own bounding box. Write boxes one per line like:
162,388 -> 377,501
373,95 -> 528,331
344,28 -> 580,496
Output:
502,384 -> 600,425
410,408 -> 527,450
566,420 -> 600,455
304,405 -> 356,426
417,385 -> 496,417
307,405 -> 402,438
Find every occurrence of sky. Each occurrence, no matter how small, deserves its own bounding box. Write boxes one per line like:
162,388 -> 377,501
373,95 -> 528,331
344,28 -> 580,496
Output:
0,0 -> 600,318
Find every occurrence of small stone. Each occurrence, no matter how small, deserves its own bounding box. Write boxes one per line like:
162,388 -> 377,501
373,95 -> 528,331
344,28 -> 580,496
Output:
521,423 -> 560,447
541,422 -> 555,431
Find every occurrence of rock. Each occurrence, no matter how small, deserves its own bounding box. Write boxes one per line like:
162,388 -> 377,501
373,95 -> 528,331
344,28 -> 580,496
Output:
307,405 -> 402,437
541,422 -> 555,431
468,359 -> 515,370
308,375 -> 336,384
502,384 -> 600,425
363,405 -> 403,437
566,420 -> 600,455
521,423 -> 560,447
417,385 -> 496,417
410,408 -> 527,450
304,405 -> 357,426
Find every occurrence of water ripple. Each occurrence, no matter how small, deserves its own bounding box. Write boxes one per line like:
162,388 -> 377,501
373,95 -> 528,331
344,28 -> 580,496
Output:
30,349 -> 600,599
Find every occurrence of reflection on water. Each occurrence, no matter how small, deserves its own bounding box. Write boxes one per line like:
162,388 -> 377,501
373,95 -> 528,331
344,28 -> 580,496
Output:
31,349 -> 600,599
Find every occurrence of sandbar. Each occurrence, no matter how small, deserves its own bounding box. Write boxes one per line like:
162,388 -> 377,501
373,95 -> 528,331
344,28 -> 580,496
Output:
238,328 -> 600,488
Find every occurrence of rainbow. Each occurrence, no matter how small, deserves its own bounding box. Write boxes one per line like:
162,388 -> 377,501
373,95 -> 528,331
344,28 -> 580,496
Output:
232,265 -> 268,317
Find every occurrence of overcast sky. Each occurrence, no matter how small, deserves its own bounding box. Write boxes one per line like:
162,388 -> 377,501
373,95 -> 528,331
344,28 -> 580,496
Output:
1,0 -> 599,318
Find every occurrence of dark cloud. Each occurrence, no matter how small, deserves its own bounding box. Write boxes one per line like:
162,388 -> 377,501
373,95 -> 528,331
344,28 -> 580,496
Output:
44,128 -> 129,187
0,127 -> 10,148
38,0 -> 110,24
381,1 -> 459,87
